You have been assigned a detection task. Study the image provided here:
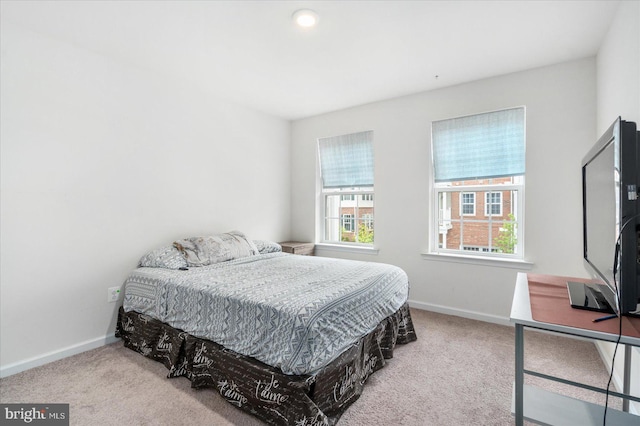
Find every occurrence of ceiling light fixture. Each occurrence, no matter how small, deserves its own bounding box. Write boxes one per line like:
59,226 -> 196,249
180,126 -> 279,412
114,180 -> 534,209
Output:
292,9 -> 319,28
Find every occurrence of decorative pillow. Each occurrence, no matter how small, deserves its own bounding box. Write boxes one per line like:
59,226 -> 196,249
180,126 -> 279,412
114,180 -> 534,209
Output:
138,245 -> 188,270
253,240 -> 282,254
173,231 -> 259,267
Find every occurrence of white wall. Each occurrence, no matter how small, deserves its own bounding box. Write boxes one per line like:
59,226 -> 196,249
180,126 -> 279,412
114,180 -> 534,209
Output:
594,0 -> 640,414
0,23 -> 291,375
291,57 -> 596,322
597,1 -> 640,134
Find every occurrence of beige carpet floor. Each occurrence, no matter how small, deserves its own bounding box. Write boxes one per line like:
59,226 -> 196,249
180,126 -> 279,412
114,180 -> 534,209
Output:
0,309 -> 626,425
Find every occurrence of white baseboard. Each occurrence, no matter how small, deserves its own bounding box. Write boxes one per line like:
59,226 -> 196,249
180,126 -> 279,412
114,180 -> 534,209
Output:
408,299 -> 512,327
595,341 -> 625,394
0,334 -> 120,378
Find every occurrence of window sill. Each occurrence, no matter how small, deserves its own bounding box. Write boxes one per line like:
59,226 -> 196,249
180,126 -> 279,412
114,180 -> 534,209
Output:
421,252 -> 534,270
315,243 -> 379,255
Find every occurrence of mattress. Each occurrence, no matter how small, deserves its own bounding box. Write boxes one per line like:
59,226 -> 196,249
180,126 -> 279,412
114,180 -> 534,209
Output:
123,252 -> 409,375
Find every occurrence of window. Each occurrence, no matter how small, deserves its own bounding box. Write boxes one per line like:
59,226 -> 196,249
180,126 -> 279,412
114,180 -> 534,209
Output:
463,245 -> 499,253
341,214 -> 354,232
431,107 -> 525,258
485,192 -> 502,216
318,131 -> 374,245
362,213 -> 374,229
461,192 -> 476,215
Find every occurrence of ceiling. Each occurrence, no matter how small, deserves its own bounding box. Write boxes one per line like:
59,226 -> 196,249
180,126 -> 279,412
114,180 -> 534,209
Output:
1,1 -> 621,120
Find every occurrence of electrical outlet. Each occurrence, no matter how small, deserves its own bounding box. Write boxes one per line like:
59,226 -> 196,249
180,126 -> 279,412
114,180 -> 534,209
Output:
108,286 -> 121,303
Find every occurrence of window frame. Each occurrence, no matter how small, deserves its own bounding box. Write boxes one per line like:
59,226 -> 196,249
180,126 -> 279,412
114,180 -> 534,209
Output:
317,130 -> 375,248
461,192 -> 476,216
430,106 -> 525,261
431,180 -> 524,260
340,213 -> 354,232
485,191 -> 503,217
321,187 -> 375,246
362,213 -> 374,229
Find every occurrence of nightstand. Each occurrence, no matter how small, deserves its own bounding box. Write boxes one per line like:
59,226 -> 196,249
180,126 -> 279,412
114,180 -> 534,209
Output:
279,241 -> 315,256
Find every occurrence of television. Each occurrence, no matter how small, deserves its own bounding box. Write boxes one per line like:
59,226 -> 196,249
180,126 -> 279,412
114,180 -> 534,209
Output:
579,117 -> 640,316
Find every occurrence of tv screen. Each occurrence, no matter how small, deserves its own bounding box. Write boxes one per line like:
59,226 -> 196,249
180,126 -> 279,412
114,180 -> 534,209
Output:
582,117 -> 639,315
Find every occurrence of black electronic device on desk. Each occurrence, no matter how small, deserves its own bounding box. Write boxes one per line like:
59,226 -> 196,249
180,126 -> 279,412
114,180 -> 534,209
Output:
578,117 -> 640,317
567,281 -> 616,314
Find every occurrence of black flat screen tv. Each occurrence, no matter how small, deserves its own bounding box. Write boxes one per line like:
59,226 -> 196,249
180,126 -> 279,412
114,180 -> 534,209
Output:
581,117 -> 639,316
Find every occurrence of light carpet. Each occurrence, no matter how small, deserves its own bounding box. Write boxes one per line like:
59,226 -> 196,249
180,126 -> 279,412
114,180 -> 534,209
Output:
0,309 -> 625,425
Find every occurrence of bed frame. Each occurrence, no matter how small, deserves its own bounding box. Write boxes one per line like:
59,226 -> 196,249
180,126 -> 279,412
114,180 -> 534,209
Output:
116,303 -> 416,425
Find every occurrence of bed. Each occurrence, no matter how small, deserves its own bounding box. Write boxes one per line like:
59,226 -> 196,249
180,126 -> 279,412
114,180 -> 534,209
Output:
116,232 -> 417,425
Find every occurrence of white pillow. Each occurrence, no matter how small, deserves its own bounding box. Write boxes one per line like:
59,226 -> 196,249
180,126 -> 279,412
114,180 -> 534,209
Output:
253,240 -> 282,254
138,245 -> 188,269
173,231 -> 259,267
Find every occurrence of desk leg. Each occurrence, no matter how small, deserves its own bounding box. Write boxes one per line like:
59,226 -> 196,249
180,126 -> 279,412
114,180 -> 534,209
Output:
515,323 -> 524,426
623,344 -> 631,412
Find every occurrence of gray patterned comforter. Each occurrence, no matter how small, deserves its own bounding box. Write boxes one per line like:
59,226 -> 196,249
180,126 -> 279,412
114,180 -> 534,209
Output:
123,252 -> 409,375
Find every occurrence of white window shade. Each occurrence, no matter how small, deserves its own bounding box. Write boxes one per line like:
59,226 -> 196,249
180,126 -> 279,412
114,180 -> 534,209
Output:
432,108 -> 525,182
318,131 -> 374,189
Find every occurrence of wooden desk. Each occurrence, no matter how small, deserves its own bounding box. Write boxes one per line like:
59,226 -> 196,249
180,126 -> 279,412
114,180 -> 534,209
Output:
510,272 -> 640,425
